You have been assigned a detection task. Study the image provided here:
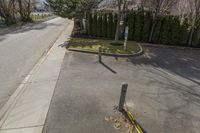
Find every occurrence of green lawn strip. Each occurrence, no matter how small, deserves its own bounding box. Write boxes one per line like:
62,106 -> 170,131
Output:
68,38 -> 140,54
30,14 -> 53,22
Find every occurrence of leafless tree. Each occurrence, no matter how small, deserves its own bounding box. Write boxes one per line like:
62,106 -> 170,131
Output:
0,0 -> 33,25
133,0 -> 144,8
148,0 -> 178,42
177,0 -> 189,25
107,0 -> 142,44
187,0 -> 200,46
17,0 -> 32,22
0,0 -> 17,25
114,0 -> 133,44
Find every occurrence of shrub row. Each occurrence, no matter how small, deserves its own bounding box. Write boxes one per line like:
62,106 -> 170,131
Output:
86,12 -> 118,38
85,11 -> 200,46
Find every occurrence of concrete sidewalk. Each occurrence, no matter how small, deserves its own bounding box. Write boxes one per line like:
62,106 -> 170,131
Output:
0,20 -> 74,133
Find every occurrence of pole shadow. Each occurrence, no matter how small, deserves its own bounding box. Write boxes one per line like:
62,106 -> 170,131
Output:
99,61 -> 117,74
58,41 -> 69,48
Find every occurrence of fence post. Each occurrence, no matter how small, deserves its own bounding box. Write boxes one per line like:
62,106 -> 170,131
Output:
118,82 -> 128,112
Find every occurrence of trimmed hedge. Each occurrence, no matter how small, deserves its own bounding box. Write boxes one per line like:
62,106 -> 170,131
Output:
92,13 -> 97,36
97,14 -> 103,37
127,12 -> 135,40
85,11 -> 200,46
113,14 -> 118,38
88,12 -> 93,35
142,11 -> 152,42
102,14 -> 108,38
152,17 -> 163,43
192,24 -> 200,46
160,15 -> 171,44
134,10 -> 144,41
179,20 -> 189,45
108,13 -> 114,38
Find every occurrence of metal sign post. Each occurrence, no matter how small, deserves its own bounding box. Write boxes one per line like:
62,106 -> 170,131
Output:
124,26 -> 129,51
118,82 -> 128,112
82,19 -> 86,33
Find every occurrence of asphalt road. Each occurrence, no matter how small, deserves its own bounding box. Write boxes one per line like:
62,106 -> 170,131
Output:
0,17 -> 70,109
43,46 -> 200,133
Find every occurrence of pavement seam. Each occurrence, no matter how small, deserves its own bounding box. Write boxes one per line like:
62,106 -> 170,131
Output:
0,125 -> 43,131
0,44 -> 49,128
41,21 -> 74,133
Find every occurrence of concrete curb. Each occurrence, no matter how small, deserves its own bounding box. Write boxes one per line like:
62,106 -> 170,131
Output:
140,42 -> 200,50
67,43 -> 144,58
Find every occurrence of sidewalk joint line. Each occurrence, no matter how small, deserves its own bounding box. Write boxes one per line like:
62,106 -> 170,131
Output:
0,124 -> 43,131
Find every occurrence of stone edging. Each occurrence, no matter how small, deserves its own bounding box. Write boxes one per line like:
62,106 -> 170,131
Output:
67,43 -> 143,57
141,42 -> 200,50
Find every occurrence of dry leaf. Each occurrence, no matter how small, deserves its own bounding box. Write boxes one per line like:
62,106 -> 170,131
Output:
129,125 -> 134,133
125,123 -> 130,128
104,116 -> 109,121
114,122 -> 121,130
128,124 -> 135,133
109,116 -> 114,121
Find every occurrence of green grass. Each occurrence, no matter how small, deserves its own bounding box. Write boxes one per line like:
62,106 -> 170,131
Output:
68,38 -> 140,54
30,14 -> 52,21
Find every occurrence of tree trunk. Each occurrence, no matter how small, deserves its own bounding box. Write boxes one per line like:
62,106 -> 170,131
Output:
18,0 -> 32,22
149,7 -> 159,42
18,0 -> 24,21
188,27 -> 195,46
180,14 -> 184,25
114,0 -> 122,44
114,12 -> 121,43
149,19 -> 156,42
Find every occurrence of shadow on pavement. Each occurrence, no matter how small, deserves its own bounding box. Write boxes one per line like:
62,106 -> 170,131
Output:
129,46 -> 200,105
0,21 -> 62,37
58,41 -> 69,48
11,23 -> 62,34
100,61 -> 117,74
130,46 -> 200,84
0,37 -> 5,42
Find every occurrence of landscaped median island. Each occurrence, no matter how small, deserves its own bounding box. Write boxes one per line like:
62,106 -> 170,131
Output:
67,38 -> 143,57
